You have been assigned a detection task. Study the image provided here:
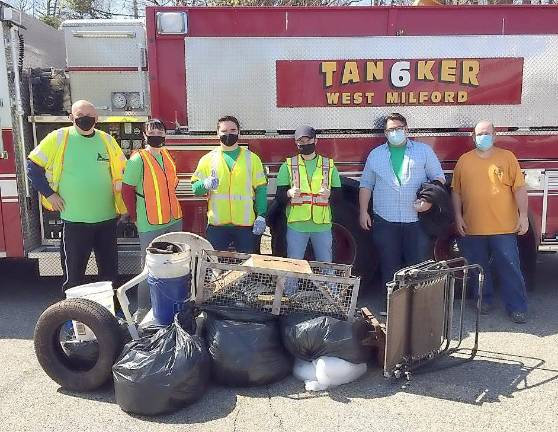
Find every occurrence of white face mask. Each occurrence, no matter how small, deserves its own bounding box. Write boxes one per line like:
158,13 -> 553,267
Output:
387,129 -> 407,146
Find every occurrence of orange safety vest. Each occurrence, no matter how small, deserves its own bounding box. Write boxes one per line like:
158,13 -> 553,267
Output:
138,148 -> 182,225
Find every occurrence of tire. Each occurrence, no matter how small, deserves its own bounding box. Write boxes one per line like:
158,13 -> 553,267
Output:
332,200 -> 379,286
267,179 -> 379,287
34,298 -> 124,392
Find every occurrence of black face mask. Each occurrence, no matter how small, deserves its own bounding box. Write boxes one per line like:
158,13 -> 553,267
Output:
297,143 -> 316,156
219,133 -> 239,147
74,116 -> 96,132
146,135 -> 165,148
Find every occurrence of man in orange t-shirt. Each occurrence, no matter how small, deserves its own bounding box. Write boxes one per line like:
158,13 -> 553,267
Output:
452,120 -> 528,324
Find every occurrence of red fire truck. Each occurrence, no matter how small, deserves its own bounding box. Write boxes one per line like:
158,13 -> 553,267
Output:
2,4 -> 558,288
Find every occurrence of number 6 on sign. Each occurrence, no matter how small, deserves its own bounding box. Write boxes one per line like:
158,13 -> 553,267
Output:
391,61 -> 411,88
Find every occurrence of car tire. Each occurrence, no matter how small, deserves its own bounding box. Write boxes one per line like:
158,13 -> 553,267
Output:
34,298 -> 124,392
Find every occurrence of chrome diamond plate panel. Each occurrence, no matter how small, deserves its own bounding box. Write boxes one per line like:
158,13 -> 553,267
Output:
185,35 -> 558,131
63,21 -> 146,68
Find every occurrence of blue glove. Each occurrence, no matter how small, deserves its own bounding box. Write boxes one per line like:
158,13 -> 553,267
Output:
252,215 -> 266,235
203,176 -> 219,191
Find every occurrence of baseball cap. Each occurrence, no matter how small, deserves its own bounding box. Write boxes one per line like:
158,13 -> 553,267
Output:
294,125 -> 316,141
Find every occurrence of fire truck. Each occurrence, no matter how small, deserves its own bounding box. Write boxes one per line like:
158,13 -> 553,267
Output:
1,4 -> 558,288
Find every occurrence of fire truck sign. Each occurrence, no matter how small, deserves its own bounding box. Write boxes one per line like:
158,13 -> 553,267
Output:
276,58 -> 524,108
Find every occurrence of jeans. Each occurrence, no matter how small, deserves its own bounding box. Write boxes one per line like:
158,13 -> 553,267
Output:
372,214 -> 431,290
286,227 -> 333,263
206,225 -> 255,253
459,234 -> 527,313
137,220 -> 183,313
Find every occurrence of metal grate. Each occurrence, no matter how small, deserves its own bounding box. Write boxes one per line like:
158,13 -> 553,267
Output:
383,258 -> 484,379
195,250 -> 360,321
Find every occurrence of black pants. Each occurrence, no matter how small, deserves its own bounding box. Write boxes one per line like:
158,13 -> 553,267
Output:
60,218 -> 118,292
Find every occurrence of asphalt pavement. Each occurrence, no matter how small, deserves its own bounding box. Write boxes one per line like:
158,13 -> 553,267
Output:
1,254 -> 557,432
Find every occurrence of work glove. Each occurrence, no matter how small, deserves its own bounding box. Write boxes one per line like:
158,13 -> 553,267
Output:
203,171 -> 219,191
318,187 -> 331,200
252,215 -> 267,235
287,187 -> 301,199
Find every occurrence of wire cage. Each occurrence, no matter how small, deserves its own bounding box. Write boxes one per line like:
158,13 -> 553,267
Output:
194,250 -> 361,321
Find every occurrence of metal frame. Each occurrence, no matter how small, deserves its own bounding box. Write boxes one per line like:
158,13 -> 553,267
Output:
115,231 -> 214,340
195,249 -> 360,321
383,258 -> 484,379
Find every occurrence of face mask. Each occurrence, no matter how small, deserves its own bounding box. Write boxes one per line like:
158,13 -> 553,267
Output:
297,143 -> 316,156
74,116 -> 96,132
387,129 -> 406,146
475,134 -> 493,151
219,133 -> 238,147
146,135 -> 165,148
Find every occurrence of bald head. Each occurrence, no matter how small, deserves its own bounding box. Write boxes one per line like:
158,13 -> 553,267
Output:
70,100 -> 97,134
474,120 -> 495,136
473,120 -> 496,152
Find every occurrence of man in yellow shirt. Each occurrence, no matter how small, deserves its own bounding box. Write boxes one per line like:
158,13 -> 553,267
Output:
452,120 -> 528,323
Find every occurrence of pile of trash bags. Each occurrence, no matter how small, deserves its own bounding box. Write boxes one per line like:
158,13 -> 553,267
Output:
111,303 -> 371,416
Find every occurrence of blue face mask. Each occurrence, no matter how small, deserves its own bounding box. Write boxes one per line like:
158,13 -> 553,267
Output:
475,134 -> 493,151
387,129 -> 406,146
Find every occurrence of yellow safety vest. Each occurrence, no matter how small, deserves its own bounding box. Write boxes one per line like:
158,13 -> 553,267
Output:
28,127 -> 127,214
192,148 -> 266,226
286,154 -> 333,224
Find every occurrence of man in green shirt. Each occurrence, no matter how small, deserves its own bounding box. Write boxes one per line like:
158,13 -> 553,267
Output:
122,119 -> 183,319
27,100 -> 126,291
275,125 -> 342,262
191,115 -> 267,253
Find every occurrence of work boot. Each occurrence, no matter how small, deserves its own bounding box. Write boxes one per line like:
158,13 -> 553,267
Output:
509,311 -> 527,324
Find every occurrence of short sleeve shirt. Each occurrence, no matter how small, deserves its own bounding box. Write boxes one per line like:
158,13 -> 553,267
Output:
452,147 -> 525,235
277,156 -> 341,233
123,152 -> 181,233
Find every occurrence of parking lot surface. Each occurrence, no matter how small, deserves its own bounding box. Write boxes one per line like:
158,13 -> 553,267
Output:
1,255 -> 557,432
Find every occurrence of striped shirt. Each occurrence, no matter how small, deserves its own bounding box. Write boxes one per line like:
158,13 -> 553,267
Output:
359,139 -> 444,223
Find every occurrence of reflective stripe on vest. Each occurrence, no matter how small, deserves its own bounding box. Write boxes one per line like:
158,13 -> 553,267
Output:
38,128 -> 70,211
37,127 -> 127,214
286,155 -> 333,224
139,148 -> 182,225
207,148 -> 255,226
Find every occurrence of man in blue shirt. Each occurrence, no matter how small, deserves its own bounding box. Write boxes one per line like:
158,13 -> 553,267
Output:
359,113 -> 445,290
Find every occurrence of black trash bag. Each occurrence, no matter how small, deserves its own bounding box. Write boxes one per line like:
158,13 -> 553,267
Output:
176,301 -> 198,334
280,314 -> 371,364
59,322 -> 99,369
205,312 -> 292,387
61,340 -> 99,369
200,304 -> 276,323
113,315 -> 210,416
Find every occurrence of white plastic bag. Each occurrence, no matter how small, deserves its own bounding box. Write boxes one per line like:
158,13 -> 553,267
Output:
314,356 -> 367,388
293,358 -> 317,382
293,357 -> 367,391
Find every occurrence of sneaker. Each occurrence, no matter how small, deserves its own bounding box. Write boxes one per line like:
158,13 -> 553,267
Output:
480,302 -> 493,315
509,311 -> 527,324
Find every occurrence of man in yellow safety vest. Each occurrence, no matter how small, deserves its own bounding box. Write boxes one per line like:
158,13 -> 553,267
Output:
191,115 -> 267,253
27,100 -> 127,291
122,118 -> 183,319
274,125 -> 342,263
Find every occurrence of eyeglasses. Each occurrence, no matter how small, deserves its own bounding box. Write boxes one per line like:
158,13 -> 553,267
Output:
385,127 -> 406,133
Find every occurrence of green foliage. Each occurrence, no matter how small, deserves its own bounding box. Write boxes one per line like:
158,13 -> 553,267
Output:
40,14 -> 62,28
